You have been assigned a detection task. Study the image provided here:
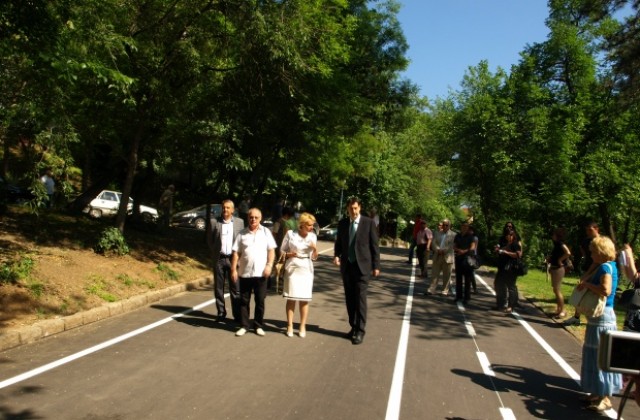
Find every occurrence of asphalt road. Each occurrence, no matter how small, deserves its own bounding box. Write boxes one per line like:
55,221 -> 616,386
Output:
1,242 -> 639,420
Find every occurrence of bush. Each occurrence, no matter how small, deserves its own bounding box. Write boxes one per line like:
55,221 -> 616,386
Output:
94,227 -> 130,256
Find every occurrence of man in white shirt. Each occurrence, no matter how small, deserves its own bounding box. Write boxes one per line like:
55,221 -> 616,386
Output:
231,208 -> 277,336
207,199 -> 244,323
40,169 -> 55,208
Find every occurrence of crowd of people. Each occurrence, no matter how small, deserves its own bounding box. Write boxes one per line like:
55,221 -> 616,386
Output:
204,197 -> 639,412
207,196 -> 379,345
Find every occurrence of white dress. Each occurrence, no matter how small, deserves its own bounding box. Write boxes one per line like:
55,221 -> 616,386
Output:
281,230 -> 316,301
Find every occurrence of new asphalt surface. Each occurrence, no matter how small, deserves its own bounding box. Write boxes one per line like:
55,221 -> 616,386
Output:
1,242 -> 639,419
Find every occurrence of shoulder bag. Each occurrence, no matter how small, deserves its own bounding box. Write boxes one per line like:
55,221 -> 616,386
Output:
569,285 -> 606,318
619,285 -> 640,309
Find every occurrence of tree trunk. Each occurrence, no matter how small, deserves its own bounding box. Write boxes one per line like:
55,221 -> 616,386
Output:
115,111 -> 145,233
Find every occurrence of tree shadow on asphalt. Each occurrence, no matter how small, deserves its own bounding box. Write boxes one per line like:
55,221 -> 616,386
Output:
0,384 -> 43,420
452,364 -> 610,419
374,246 -> 580,345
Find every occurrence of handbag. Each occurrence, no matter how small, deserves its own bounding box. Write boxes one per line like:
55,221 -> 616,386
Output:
465,254 -> 480,269
619,286 -> 640,309
569,285 -> 606,318
510,258 -> 527,276
274,253 -> 286,294
564,258 -> 574,274
518,259 -> 528,276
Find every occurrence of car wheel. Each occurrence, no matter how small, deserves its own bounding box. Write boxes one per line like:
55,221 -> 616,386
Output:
141,212 -> 155,223
89,208 -> 102,218
194,217 -> 206,230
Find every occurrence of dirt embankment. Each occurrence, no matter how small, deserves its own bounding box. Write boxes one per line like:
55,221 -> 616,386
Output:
0,207 -> 212,332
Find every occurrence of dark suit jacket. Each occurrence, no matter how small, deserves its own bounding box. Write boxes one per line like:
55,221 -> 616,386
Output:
208,216 -> 245,265
334,215 -> 380,275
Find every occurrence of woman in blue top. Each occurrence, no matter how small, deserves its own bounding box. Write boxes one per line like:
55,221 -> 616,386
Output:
578,235 -> 622,412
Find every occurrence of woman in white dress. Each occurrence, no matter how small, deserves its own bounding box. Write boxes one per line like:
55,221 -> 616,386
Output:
280,212 -> 318,337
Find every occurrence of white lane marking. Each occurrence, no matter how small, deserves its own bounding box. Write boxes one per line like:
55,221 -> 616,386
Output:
499,408 -> 517,420
511,312 -> 579,381
478,273 -> 621,419
0,298 -> 217,390
477,352 -> 495,377
462,274 -> 513,418
465,321 -> 476,337
385,260 -> 416,420
0,243 -> 337,390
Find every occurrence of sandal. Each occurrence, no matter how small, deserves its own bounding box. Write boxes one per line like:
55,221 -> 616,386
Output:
587,397 -> 612,412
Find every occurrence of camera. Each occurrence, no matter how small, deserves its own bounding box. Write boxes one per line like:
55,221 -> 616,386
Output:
598,330 -> 640,375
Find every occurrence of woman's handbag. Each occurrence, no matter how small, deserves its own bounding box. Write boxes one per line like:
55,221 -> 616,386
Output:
274,253 -> 286,294
564,258 -> 574,274
507,258 -> 527,276
465,254 -> 480,269
569,285 -> 606,318
515,259 -> 528,276
619,286 -> 640,309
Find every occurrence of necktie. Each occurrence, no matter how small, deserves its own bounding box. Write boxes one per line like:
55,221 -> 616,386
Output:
349,221 -> 357,262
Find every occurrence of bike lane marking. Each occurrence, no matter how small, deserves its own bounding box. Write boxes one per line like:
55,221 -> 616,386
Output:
0,298 -> 217,390
0,243 -> 337,391
476,273 -> 619,419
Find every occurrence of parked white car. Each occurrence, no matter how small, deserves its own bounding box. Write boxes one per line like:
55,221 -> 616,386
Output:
84,190 -> 158,221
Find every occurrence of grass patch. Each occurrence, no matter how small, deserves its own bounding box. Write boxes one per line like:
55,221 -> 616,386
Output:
116,273 -> 156,289
26,280 -> 46,298
85,274 -> 118,302
517,268 -> 629,335
116,273 -> 134,286
0,253 -> 35,284
155,263 -> 179,281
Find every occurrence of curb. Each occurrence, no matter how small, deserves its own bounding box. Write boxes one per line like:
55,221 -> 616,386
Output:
0,275 -> 213,352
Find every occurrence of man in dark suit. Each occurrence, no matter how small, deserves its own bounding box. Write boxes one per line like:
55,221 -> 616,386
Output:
333,197 -> 380,345
207,199 -> 245,322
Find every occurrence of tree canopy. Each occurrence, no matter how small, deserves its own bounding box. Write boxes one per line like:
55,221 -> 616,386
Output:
2,0 -> 640,263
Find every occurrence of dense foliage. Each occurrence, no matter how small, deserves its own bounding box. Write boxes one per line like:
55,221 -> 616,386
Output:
2,0 -> 639,265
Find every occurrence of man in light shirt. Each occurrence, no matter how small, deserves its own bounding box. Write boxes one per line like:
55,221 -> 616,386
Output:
426,219 -> 456,296
207,199 -> 245,323
231,208 -> 277,336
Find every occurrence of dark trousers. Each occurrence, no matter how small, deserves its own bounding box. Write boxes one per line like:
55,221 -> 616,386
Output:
214,256 -> 240,320
495,269 -> 518,308
417,244 -> 428,276
454,258 -> 473,301
239,276 -> 268,329
408,238 -> 417,260
342,261 -> 369,334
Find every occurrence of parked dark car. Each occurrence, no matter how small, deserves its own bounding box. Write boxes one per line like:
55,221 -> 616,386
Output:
0,176 -> 34,204
170,204 -> 222,230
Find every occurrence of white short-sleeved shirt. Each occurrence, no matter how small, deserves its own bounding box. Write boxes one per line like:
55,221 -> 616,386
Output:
233,225 -> 277,278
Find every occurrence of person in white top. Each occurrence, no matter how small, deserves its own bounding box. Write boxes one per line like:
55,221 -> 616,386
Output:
40,169 -> 55,208
231,208 -> 277,336
280,212 -> 319,338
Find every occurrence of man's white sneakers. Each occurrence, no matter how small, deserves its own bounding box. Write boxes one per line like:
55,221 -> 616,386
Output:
235,328 -> 247,337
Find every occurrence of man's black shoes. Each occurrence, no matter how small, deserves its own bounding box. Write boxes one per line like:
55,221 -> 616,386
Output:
352,332 -> 364,345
